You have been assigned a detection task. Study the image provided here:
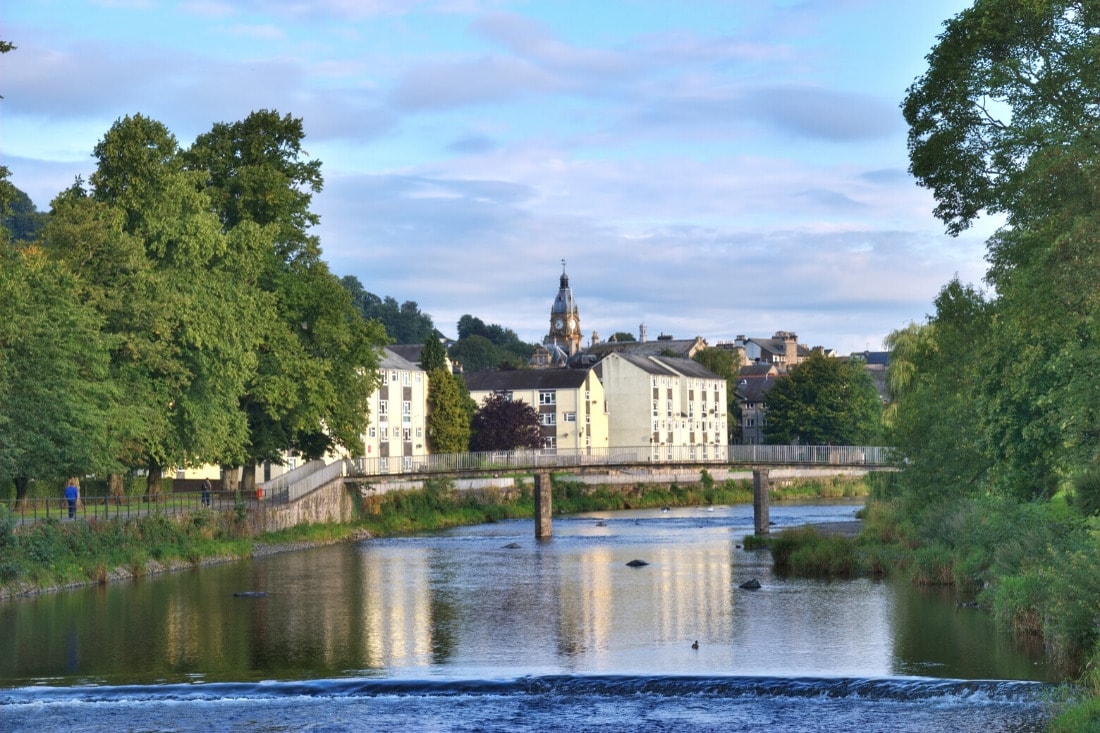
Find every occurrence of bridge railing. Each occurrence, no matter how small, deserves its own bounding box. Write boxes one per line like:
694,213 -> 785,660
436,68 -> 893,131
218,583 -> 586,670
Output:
350,444 -> 892,478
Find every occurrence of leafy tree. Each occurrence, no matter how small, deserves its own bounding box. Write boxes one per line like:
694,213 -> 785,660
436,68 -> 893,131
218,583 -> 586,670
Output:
186,110 -> 386,488
0,219 -> 116,503
426,367 -> 474,453
469,394 -> 544,452
450,334 -> 519,372
72,114 -> 266,495
420,334 -> 449,372
340,276 -> 437,344
609,331 -> 637,342
764,352 -> 882,446
1,187 -> 46,242
884,281 -> 994,505
903,0 -> 1100,235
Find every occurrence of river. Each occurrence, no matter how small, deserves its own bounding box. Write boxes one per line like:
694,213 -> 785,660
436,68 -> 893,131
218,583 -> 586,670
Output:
1,501 -> 1060,731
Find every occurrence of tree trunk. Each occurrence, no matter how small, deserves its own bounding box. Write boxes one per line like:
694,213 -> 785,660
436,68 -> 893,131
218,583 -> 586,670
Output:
144,463 -> 163,500
241,464 -> 257,495
14,476 -> 29,510
108,473 -> 125,504
220,464 -> 240,493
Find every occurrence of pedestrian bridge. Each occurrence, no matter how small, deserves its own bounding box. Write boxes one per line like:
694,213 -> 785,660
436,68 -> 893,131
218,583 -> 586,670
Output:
263,444 -> 893,504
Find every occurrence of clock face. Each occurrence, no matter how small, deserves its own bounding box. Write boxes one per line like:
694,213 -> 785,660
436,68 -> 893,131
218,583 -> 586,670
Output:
554,318 -> 564,329
568,318 -> 576,330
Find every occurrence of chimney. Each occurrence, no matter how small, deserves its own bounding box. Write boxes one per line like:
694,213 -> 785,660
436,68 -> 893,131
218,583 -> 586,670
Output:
784,332 -> 798,367
640,323 -> 648,342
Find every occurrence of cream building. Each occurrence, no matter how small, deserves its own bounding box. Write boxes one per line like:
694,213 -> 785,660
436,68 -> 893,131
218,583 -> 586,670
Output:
464,368 -> 609,453
363,347 -> 430,473
594,353 -> 728,461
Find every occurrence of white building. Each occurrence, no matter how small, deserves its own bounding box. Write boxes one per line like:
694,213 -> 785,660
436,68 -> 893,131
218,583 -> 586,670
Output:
594,353 -> 727,462
363,347 -> 430,473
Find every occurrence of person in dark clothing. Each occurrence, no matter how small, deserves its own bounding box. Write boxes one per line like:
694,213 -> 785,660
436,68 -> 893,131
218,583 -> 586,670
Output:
201,478 -> 212,507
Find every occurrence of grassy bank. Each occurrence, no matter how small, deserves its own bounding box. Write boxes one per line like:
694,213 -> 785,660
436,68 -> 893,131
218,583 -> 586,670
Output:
0,471 -> 871,600
752,494 -> 1100,730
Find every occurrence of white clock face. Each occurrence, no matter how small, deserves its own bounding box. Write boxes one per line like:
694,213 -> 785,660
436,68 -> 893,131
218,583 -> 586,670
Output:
554,318 -> 564,329
568,318 -> 575,330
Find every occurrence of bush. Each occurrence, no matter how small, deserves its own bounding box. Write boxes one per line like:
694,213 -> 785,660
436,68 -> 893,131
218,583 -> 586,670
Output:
769,526 -> 860,577
1072,466 -> 1100,518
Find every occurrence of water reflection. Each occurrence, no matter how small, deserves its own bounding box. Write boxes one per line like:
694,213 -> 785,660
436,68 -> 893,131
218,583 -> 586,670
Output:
0,503 -> 1056,686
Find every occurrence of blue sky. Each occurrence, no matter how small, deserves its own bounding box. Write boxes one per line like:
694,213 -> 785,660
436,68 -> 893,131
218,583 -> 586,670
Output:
1,0 -> 991,354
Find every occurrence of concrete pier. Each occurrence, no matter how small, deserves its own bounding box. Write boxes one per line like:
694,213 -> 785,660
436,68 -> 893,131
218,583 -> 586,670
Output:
535,471 -> 553,539
753,468 -> 770,536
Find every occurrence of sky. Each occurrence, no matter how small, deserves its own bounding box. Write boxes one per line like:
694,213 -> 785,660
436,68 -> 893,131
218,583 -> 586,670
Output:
1,0 -> 994,355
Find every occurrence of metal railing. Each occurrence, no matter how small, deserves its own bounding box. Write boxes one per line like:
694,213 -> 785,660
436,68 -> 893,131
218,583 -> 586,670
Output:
351,444 -> 891,477
3,445 -> 892,526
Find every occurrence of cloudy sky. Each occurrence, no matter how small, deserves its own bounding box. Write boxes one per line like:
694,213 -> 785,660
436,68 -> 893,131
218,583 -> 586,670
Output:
1,0 -> 993,354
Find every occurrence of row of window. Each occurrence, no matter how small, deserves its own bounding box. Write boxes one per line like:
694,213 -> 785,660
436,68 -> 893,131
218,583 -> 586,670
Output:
386,370 -> 423,385
368,425 -> 424,442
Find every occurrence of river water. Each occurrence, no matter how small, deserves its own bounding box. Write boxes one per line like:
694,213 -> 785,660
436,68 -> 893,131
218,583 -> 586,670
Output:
1,502 -> 1061,731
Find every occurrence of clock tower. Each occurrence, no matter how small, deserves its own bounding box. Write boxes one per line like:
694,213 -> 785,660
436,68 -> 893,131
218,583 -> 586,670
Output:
546,259 -> 582,356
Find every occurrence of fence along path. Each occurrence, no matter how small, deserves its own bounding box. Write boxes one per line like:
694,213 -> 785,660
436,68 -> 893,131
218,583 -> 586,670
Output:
4,445 -> 891,523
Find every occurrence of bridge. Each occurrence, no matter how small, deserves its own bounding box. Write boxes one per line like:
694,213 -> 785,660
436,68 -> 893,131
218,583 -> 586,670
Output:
4,445 -> 892,530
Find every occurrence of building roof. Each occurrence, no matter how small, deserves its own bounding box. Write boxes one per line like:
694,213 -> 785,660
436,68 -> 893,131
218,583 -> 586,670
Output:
735,374 -> 779,403
593,353 -> 722,381
379,347 -> 422,371
583,335 -> 707,360
387,344 -> 424,365
463,368 -> 593,393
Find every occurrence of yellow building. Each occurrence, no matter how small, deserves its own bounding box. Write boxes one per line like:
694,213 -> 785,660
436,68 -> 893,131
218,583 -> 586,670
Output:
464,368 -> 609,454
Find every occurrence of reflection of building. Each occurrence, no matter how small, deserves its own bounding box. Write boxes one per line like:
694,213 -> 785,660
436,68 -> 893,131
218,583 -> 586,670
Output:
595,352 -> 727,460
464,368 -> 609,452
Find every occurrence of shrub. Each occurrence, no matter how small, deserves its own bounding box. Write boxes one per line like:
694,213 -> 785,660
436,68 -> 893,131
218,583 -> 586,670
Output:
1072,466 -> 1100,518
769,526 -> 860,577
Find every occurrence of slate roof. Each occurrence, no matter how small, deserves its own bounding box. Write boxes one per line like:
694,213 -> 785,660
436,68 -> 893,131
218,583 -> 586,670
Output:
379,348 -> 422,371
387,344 -> 424,365
464,368 -> 593,393
583,336 -> 705,360
592,353 -> 722,381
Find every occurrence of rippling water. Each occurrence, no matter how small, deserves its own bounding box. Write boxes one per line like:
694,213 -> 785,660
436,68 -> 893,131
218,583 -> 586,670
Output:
0,502 -> 1060,731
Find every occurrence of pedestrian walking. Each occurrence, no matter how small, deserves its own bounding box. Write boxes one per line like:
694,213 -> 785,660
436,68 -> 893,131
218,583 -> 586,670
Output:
201,478 -> 212,507
64,480 -> 80,519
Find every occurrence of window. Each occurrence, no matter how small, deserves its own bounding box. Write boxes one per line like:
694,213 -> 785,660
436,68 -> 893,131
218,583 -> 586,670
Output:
403,428 -> 411,442
390,370 -> 398,383
380,457 -> 389,472
393,426 -> 401,437
402,400 -> 411,423
666,399 -> 672,415
416,427 -> 423,438
402,372 -> 410,385
544,436 -> 556,449
541,413 -> 556,426
368,426 -> 377,438
379,400 -> 388,417
416,373 -> 422,383
564,412 -> 576,422
539,390 -> 556,405
652,400 -> 659,417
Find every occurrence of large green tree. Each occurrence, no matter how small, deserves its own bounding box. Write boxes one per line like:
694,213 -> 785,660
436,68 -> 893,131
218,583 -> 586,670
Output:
903,1 -> 1100,501
72,114 -> 266,494
903,0 -> 1100,235
185,110 -> 386,487
764,352 -> 882,446
0,215 -> 116,502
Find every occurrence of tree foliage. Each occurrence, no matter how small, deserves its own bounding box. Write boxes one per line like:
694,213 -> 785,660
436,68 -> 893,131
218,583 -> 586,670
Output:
454,315 -> 534,370
469,394 -> 544,452
764,352 -> 882,446
903,0 -> 1100,235
341,276 -> 437,345
426,367 -> 474,454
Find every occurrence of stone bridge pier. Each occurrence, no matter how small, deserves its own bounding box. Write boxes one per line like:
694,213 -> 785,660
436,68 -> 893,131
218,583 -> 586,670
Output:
535,471 -> 552,539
